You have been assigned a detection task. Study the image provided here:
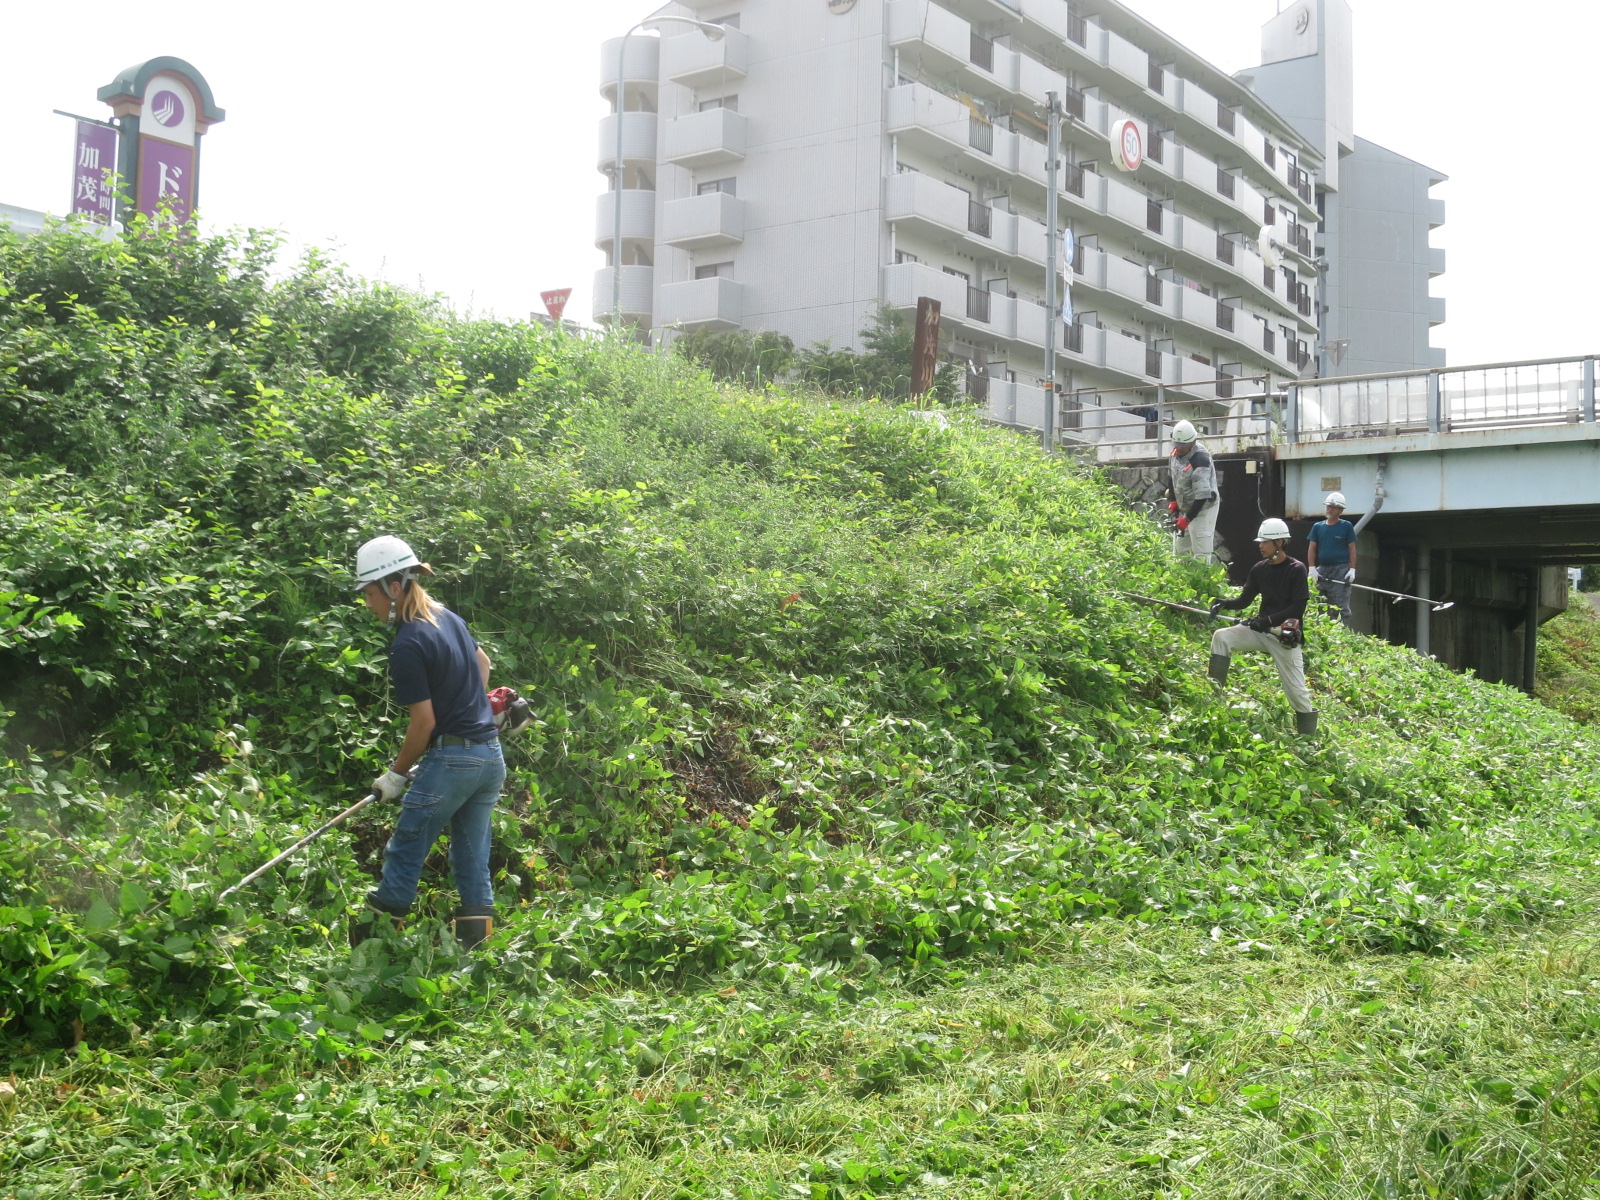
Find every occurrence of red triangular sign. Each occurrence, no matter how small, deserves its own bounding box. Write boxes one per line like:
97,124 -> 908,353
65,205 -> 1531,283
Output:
541,288 -> 572,323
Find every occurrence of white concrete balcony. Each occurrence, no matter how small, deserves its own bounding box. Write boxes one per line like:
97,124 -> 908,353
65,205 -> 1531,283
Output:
1103,30 -> 1148,86
662,108 -> 747,168
986,379 -> 1048,430
592,266 -> 654,324
661,191 -> 745,250
887,0 -> 970,69
1104,330 -> 1151,379
599,37 -> 660,107
885,171 -> 967,236
1429,295 -> 1447,327
886,84 -> 968,156
658,276 -> 744,330
597,112 -> 659,172
661,25 -> 749,88
882,260 -> 967,316
1429,246 -> 1447,277
1428,197 -> 1446,228
594,189 -> 656,250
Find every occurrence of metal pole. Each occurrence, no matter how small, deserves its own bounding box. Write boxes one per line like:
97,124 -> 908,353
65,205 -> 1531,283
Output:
1584,357 -> 1596,424
1416,545 -> 1431,658
1042,92 -> 1060,453
612,33 -> 630,327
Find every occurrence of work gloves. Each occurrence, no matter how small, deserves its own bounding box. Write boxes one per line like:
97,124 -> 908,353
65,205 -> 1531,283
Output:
1175,516 -> 1190,532
1167,500 -> 1179,513
372,769 -> 411,803
1246,615 -> 1271,633
1208,601 -> 1224,617
1343,567 -> 1357,584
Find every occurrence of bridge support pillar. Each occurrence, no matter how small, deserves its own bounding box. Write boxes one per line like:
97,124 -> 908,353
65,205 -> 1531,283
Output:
1523,571 -> 1539,694
1416,545 -> 1431,658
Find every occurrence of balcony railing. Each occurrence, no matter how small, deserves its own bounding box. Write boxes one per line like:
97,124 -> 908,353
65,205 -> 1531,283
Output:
966,286 -> 991,322
970,31 -> 994,72
1063,87 -> 1085,122
1297,286 -> 1312,318
1216,235 -> 1235,266
1064,321 -> 1084,354
1146,200 -> 1163,234
969,117 -> 994,154
1217,169 -> 1235,200
1264,141 -> 1276,169
1147,131 -> 1164,164
1067,9 -> 1087,46
1263,327 -> 1276,355
1146,274 -> 1162,304
1147,61 -> 1165,94
1290,224 -> 1312,257
1216,302 -> 1235,333
968,199 -> 992,238
967,370 -> 991,403
1071,241 -> 1085,274
1217,106 -> 1235,135
1263,264 -> 1276,291
1064,161 -> 1085,197
1145,347 -> 1162,378
1263,198 -> 1275,226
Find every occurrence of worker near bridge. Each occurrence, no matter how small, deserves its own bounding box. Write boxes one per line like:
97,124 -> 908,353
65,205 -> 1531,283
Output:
1208,518 -> 1317,738
1306,491 -> 1358,626
1165,419 -> 1220,562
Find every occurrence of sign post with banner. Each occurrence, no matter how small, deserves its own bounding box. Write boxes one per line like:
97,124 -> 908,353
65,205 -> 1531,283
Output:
96,57 -> 224,223
69,119 -> 118,223
541,289 -> 572,325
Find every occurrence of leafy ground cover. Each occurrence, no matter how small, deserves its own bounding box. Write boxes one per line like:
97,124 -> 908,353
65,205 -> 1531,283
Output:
1537,600 -> 1600,725
5,220 -> 1600,1197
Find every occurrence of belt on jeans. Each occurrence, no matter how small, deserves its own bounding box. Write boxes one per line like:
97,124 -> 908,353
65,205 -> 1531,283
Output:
432,734 -> 498,747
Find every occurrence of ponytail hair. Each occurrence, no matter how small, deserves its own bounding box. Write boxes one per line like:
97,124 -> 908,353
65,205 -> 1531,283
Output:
387,565 -> 440,627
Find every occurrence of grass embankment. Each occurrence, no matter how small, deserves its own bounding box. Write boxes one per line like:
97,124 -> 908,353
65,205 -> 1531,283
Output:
4,221 -> 1600,1198
1538,600 -> 1600,724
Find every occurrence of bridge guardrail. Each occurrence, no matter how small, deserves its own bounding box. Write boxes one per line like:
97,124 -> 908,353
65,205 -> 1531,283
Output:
1287,356 -> 1599,443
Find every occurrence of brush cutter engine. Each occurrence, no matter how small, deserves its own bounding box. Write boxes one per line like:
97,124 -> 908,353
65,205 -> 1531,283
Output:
488,686 -> 534,739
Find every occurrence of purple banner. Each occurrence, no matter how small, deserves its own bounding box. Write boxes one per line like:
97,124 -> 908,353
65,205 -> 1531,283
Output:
136,136 -> 195,221
70,121 -> 118,223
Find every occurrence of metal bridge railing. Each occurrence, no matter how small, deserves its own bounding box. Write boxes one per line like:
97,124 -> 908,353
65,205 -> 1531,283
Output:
1288,355 -> 1599,443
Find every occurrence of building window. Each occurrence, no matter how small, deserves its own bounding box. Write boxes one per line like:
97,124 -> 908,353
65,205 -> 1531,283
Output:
895,250 -> 921,265
695,262 -> 734,280
698,95 -> 739,112
1263,141 -> 1277,168
697,177 -> 737,196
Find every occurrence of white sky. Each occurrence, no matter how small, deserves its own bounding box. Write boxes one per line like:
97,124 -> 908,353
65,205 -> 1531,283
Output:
4,1 -> 1594,365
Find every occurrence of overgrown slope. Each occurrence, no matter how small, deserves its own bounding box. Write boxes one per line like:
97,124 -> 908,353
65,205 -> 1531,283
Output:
3,219 -> 1599,1051
1538,599 -> 1600,724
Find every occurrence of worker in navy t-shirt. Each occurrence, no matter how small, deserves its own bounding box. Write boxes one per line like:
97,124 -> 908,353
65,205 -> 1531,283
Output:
1306,491 -> 1359,626
350,535 -> 505,950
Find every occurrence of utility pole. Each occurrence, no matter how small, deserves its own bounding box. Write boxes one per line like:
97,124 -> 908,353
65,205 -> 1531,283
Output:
1042,92 -> 1062,453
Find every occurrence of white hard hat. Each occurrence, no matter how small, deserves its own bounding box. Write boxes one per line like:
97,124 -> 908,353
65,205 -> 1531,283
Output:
353,536 -> 423,590
1324,491 -> 1347,508
1171,419 -> 1198,444
1255,518 -> 1291,542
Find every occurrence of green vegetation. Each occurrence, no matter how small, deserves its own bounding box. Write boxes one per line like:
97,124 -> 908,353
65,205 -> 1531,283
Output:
674,306 -> 962,402
5,219 -> 1600,1198
1537,600 -> 1600,724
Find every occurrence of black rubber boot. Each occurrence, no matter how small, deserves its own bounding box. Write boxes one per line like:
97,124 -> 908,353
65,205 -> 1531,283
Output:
349,897 -> 406,947
1208,654 -> 1230,686
451,907 -> 496,950
1295,710 -> 1319,738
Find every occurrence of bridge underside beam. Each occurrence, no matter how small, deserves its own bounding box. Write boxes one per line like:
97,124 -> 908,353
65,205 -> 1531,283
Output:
1369,507 -> 1600,566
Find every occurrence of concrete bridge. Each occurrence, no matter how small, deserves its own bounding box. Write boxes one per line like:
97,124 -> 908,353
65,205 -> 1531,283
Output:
1081,354 -> 1599,690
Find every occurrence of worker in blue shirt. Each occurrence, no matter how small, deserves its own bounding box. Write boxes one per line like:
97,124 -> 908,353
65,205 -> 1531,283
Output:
1305,491 -> 1358,626
350,535 -> 505,950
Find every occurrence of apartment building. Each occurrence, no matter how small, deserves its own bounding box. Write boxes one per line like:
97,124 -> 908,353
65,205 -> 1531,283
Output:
595,1 -> 1335,441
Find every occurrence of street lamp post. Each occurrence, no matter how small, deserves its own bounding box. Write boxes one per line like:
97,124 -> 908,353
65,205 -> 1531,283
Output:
612,16 -> 726,330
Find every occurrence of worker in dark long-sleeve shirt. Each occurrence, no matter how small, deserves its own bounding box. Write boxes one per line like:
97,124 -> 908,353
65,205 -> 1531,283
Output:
1208,518 -> 1317,737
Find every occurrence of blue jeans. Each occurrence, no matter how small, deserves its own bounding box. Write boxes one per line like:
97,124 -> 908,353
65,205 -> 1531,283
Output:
370,739 -> 505,915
